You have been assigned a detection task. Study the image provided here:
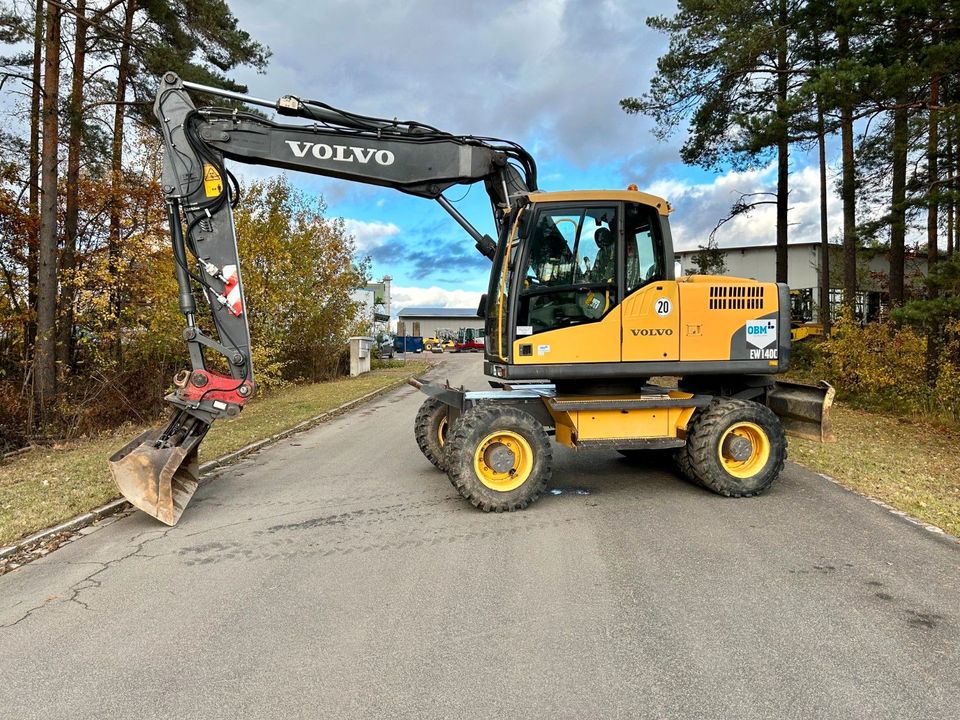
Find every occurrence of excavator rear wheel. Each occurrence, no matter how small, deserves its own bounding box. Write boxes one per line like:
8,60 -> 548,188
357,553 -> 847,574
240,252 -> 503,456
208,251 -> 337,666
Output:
414,398 -> 451,472
685,399 -> 786,497
445,403 -> 552,512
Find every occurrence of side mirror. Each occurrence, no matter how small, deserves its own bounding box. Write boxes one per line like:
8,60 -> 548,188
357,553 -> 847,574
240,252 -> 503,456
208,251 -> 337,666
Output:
476,294 -> 487,318
517,211 -> 530,238
674,260 -> 682,278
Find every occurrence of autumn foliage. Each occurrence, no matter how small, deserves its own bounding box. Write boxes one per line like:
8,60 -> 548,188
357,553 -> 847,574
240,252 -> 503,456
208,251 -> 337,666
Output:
0,145 -> 365,443
0,0 -> 368,448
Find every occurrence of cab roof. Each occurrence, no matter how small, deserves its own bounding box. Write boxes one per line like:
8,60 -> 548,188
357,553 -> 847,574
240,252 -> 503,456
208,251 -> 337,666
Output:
525,190 -> 671,216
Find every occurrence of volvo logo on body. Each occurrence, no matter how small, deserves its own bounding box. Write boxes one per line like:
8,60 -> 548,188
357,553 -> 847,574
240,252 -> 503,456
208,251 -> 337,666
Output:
630,328 -> 673,336
285,141 -> 395,166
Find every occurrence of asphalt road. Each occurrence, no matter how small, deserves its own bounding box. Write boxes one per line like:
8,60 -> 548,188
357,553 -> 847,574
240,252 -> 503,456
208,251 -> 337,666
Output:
1,353 -> 958,719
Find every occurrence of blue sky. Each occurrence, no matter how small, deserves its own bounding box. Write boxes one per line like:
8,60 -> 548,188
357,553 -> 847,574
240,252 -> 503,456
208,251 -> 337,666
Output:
225,0 -> 842,313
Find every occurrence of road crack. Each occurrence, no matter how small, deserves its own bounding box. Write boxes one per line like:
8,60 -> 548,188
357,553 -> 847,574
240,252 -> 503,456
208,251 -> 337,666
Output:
0,527 -> 176,630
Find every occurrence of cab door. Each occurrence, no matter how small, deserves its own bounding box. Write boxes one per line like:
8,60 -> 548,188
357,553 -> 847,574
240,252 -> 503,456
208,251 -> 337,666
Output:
620,202 -> 679,362
511,203 -> 621,364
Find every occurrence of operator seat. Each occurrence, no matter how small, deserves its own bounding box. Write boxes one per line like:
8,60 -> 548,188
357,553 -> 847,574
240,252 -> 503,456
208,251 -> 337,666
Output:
591,227 -> 615,282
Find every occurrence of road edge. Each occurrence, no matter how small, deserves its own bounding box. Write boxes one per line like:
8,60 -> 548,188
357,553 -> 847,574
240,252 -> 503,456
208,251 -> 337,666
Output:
791,460 -> 959,545
0,368 -> 433,568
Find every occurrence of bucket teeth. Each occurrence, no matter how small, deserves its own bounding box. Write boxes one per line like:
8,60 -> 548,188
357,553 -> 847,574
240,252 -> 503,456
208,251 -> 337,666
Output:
109,418 -> 208,525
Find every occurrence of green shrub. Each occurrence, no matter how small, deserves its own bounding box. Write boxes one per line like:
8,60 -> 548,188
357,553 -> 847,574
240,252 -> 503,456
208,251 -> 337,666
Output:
795,314 -> 960,421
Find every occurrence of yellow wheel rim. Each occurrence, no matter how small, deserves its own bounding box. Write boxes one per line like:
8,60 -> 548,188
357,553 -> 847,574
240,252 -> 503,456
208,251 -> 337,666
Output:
473,430 -> 534,492
718,422 -> 771,478
437,416 -> 448,447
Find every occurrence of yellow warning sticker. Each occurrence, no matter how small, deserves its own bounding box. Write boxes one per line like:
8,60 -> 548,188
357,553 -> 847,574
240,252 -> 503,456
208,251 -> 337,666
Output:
203,163 -> 223,198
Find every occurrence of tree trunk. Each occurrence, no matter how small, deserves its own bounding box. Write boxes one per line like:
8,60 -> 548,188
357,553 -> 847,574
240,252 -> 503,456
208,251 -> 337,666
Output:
840,119 -> 857,315
817,100 -> 831,334
947,116 -> 954,259
954,111 -> 959,257
27,0 -> 44,355
889,105 -> 908,306
925,71 -> 941,386
108,0 -> 136,358
775,0 -> 789,285
58,0 -> 87,372
927,74 -> 940,281
836,25 -> 857,319
33,1 -> 61,424
954,110 -> 959,258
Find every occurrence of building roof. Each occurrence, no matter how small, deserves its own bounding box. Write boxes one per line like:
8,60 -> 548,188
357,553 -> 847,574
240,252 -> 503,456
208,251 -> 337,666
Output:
398,307 -> 479,318
675,241 -> 821,255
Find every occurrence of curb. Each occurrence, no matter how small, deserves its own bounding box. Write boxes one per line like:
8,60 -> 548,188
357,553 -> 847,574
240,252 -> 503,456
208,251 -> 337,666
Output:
796,462 -> 959,545
0,370 -> 426,565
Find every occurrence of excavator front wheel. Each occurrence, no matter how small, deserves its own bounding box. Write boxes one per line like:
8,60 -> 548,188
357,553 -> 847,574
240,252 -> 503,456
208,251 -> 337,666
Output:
685,399 -> 786,497
414,398 -> 450,471
445,403 -> 552,512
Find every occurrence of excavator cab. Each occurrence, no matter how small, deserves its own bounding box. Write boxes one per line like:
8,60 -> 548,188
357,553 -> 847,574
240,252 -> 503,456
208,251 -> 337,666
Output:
483,192 -> 673,370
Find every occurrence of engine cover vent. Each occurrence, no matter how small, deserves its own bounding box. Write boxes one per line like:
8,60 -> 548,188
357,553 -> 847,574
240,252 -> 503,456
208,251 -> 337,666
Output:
709,285 -> 764,310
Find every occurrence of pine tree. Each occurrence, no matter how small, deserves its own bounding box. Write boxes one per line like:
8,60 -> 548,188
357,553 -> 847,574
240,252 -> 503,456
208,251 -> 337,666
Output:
621,0 -> 806,283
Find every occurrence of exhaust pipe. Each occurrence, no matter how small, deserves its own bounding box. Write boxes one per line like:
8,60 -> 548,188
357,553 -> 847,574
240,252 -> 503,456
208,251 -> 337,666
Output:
108,412 -> 210,525
767,379 -> 836,443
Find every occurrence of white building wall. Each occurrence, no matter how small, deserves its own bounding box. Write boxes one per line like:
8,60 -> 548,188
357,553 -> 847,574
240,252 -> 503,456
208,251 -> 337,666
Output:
676,243 -> 826,321
350,289 -> 375,335
677,244 -> 821,289
397,316 -> 485,339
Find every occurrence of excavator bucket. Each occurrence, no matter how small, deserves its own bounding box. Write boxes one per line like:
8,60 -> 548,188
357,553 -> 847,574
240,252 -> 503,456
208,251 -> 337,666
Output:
767,379 -> 836,443
108,418 -> 208,526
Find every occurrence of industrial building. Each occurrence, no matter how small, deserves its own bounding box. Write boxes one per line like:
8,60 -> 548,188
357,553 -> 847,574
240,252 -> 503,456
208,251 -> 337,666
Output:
350,276 -> 393,335
675,241 -> 929,323
396,307 -> 484,339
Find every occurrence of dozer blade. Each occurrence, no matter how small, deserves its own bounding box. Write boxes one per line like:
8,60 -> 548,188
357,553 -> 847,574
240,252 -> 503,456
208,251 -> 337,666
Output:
109,418 -> 208,526
767,379 -> 836,443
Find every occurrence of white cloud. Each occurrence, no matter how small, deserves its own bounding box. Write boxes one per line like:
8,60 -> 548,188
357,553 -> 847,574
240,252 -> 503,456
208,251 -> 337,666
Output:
343,218 -> 401,252
390,285 -> 483,316
661,163 -> 843,251
227,0 -> 670,168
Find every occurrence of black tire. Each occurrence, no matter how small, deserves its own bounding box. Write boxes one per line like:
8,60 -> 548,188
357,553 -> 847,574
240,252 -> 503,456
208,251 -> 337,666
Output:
672,444 -> 701,485
414,398 -> 450,471
673,404 -> 706,486
685,399 -> 786,497
445,403 -> 553,512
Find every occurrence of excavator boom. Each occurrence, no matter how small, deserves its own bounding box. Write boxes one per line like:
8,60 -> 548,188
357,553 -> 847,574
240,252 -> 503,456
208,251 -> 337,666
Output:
110,72 -> 535,524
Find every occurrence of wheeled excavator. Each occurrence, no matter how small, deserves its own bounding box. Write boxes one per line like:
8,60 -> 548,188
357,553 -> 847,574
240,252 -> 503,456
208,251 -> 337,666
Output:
109,73 -> 834,524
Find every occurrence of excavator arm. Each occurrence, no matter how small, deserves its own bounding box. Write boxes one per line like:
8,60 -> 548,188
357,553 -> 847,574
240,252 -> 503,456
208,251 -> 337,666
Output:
109,72 -> 537,524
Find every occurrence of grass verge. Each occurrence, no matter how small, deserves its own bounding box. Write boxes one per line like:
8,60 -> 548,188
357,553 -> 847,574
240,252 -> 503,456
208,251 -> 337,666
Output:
0,362 -> 427,547
789,401 -> 960,538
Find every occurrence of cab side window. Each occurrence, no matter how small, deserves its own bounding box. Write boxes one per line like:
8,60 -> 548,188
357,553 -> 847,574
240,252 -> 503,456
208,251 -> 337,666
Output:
518,205 -> 618,335
625,203 -> 663,295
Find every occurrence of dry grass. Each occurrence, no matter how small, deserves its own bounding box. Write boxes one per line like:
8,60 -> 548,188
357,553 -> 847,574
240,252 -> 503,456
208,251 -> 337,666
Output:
790,402 -> 960,538
0,362 -> 426,547
4,359 -> 955,547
